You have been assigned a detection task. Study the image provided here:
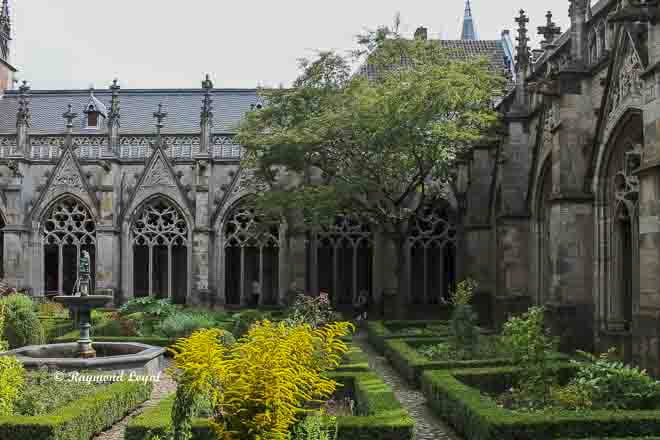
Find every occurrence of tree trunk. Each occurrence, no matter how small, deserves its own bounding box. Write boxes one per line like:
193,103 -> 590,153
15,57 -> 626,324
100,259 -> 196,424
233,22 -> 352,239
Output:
394,234 -> 407,320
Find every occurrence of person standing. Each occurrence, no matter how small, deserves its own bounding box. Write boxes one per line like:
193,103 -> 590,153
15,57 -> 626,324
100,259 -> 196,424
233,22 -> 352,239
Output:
250,280 -> 261,308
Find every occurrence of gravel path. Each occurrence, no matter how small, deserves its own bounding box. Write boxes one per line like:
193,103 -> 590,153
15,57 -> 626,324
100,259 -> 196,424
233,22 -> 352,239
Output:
354,330 -> 461,440
93,360 -> 177,440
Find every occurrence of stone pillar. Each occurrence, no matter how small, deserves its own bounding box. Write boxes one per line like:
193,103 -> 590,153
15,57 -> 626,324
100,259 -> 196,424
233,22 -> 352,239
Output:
191,162 -> 211,306
3,228 -> 25,290
543,69 -> 595,352
284,229 -> 307,306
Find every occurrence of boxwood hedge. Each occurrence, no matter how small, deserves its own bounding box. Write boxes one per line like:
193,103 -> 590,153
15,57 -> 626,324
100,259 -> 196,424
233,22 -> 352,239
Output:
421,366 -> 660,440
0,380 -> 152,440
126,370 -> 414,440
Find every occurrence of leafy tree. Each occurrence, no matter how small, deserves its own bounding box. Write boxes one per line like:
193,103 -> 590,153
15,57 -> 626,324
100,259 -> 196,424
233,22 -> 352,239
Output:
237,21 -> 503,309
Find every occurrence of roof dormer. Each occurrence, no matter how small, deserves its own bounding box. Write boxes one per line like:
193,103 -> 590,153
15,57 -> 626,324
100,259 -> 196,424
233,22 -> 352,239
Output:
83,87 -> 108,129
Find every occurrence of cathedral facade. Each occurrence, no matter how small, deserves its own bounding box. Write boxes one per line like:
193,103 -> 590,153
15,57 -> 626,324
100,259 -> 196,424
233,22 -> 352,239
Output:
2,0 -> 660,371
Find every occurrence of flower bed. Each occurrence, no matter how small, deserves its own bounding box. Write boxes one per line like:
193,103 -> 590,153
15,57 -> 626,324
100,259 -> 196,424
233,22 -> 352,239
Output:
126,369 -> 414,440
421,365 -> 660,440
0,379 -> 152,440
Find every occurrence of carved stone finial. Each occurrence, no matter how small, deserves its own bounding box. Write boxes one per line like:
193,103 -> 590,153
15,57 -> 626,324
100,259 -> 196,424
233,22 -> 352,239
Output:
537,11 -> 561,48
515,9 -> 531,73
153,103 -> 167,131
17,80 -> 30,127
62,104 -> 78,130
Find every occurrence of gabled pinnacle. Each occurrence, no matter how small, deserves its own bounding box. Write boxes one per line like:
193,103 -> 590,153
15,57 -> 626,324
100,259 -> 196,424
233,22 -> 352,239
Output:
201,74 -> 214,125
108,78 -> 121,126
537,11 -> 561,48
515,9 -> 531,72
17,80 -> 30,128
153,103 -> 167,144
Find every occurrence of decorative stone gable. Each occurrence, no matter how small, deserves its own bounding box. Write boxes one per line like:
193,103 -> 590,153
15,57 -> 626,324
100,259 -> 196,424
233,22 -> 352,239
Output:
122,143 -> 192,224
140,154 -> 176,190
31,145 -> 99,224
604,30 -> 644,123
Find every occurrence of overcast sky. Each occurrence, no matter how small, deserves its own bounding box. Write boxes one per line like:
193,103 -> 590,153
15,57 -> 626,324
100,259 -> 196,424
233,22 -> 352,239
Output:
11,0 -> 573,90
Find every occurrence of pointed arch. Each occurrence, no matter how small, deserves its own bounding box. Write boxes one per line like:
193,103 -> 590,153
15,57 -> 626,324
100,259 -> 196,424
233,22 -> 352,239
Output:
40,195 -> 97,296
313,214 -> 374,306
593,110 -> 642,333
531,153 -> 553,304
407,201 -> 458,304
216,196 -> 284,306
122,194 -> 192,304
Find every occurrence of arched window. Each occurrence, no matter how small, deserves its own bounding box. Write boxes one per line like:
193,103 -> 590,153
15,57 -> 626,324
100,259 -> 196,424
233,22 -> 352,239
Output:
408,203 -> 457,304
537,162 -> 553,304
315,215 -> 373,306
42,198 -> 96,296
223,205 -> 280,306
131,198 -> 189,303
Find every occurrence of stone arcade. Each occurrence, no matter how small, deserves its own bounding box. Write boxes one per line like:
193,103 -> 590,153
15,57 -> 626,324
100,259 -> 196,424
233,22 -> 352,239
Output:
3,0 -> 660,372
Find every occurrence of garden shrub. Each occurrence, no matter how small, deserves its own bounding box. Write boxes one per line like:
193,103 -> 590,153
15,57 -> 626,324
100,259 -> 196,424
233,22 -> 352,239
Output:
500,306 -> 558,406
119,297 -> 177,318
551,349 -> 660,410
168,320 -> 354,439
449,279 -> 479,355
285,292 -> 335,328
290,415 -> 337,440
157,311 -> 217,339
36,301 -> 68,318
0,293 -> 45,348
0,304 -> 25,417
231,309 -> 265,338
13,370 -> 100,416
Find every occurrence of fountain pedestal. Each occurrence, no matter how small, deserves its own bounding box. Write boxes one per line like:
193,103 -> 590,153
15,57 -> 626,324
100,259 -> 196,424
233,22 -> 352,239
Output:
54,295 -> 112,358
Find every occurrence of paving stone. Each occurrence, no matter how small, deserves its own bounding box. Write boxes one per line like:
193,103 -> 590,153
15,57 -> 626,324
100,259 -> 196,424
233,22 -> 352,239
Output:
93,358 -> 177,440
354,330 -> 461,440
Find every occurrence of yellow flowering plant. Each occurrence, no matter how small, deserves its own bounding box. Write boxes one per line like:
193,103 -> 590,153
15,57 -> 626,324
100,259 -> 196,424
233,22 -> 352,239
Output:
168,319 -> 354,440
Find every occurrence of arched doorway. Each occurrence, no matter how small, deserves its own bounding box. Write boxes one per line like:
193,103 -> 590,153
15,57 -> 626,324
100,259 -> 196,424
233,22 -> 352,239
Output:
408,203 -> 457,304
42,198 -> 96,296
223,204 -> 281,306
315,215 -> 373,306
130,198 -> 189,304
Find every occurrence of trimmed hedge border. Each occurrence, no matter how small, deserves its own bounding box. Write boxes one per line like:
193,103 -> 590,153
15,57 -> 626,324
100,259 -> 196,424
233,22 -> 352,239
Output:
126,369 -> 414,440
0,380 -> 152,440
383,337 -> 514,388
366,320 -> 452,354
421,365 -> 660,440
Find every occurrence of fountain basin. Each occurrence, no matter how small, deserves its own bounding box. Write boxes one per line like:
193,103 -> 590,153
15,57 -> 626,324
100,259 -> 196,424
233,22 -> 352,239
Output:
0,342 -> 166,375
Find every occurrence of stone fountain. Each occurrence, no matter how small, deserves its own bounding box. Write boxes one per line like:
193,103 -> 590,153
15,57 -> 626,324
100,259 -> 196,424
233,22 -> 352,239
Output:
1,252 -> 165,374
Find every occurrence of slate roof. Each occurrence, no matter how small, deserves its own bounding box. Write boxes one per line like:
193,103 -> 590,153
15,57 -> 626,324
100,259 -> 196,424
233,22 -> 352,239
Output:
358,39 -> 512,82
0,88 -> 260,135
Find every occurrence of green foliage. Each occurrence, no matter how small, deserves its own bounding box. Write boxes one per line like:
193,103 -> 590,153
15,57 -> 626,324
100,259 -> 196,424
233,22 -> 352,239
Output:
231,309 -> 266,338
0,355 -> 24,416
0,293 -> 45,348
36,301 -> 68,319
126,371 -> 414,440
0,379 -> 152,440
501,306 -> 558,404
168,321 -> 354,439
421,366 -> 660,440
119,297 -> 178,318
418,336 -> 507,362
553,348 -> 660,410
448,279 -> 479,357
236,22 -> 503,271
156,312 -> 217,339
285,292 -> 335,328
289,416 -> 337,440
13,370 -> 101,416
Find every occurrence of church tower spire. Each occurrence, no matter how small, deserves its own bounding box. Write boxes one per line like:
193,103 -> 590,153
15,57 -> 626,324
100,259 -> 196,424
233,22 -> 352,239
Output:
461,0 -> 477,40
